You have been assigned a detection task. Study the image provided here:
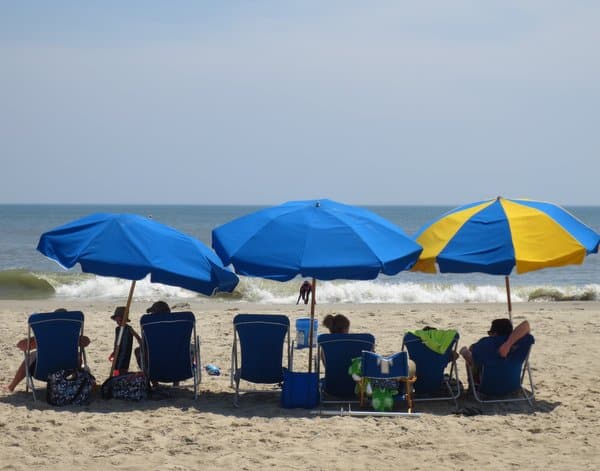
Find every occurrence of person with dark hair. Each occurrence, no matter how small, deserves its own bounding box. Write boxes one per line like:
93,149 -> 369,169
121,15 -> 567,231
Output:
146,300 -> 171,314
323,314 -> 350,334
134,301 -> 171,372
296,281 -> 313,305
320,314 -> 351,367
136,301 -> 176,387
5,308 -> 91,392
109,306 -> 141,375
460,319 -> 531,383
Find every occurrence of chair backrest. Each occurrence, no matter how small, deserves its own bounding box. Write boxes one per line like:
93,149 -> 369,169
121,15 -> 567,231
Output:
28,311 -> 84,381
361,351 -> 409,379
233,314 -> 290,384
472,334 -> 535,396
140,311 -> 196,383
403,331 -> 459,394
318,333 -> 375,398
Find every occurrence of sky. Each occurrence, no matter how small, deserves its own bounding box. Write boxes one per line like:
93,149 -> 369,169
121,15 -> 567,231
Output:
1,1 -> 599,205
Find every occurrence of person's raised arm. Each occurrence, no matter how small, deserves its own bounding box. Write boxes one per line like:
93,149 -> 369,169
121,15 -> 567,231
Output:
498,320 -> 530,358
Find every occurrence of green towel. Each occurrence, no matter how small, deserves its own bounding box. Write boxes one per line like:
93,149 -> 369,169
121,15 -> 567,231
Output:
410,329 -> 457,354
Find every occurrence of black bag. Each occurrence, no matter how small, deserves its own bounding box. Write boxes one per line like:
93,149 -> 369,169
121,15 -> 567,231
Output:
46,368 -> 96,406
102,372 -> 148,401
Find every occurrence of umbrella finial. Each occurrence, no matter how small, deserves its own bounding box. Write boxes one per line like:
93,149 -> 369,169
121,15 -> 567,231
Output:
496,196 -> 502,201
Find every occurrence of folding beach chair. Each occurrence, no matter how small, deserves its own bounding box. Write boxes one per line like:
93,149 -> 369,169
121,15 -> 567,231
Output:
231,314 -> 291,406
140,311 -> 201,399
467,334 -> 535,407
314,333 -> 375,412
358,350 -> 418,416
402,330 -> 461,407
25,311 -> 87,401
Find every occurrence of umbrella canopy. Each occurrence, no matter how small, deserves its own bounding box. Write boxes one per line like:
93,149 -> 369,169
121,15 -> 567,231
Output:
412,197 -> 600,317
38,213 -> 239,296
413,197 -> 599,275
212,198 -> 423,371
212,199 -> 423,281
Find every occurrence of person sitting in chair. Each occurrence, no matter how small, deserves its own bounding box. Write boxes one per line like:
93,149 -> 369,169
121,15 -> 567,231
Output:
135,301 -> 178,388
323,313 -> 350,334
460,318 -> 531,385
4,308 -> 91,392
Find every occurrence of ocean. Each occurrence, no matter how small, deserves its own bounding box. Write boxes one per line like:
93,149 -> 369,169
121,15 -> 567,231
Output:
1,204 -> 599,304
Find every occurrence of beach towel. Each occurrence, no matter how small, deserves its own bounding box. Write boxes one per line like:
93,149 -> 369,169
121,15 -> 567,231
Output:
410,329 -> 458,354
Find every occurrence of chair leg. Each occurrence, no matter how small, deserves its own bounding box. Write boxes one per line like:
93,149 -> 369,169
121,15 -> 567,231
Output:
444,380 -> 458,409
193,354 -> 199,400
359,379 -> 366,407
405,380 -> 414,413
233,377 -> 240,407
29,376 -> 37,402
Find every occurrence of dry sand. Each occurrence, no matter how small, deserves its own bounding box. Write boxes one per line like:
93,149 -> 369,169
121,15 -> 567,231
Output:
1,299 -> 599,470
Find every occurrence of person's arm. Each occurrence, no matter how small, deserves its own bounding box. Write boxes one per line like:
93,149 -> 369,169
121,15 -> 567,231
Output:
459,345 -> 474,365
130,326 -> 142,344
498,320 -> 530,358
16,337 -> 36,352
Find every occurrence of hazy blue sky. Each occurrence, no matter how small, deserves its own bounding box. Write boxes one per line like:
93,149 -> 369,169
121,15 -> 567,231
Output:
1,2 -> 598,205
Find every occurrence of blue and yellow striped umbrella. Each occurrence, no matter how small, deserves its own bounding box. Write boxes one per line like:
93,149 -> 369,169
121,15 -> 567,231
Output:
414,197 -> 599,275
413,197 -> 599,315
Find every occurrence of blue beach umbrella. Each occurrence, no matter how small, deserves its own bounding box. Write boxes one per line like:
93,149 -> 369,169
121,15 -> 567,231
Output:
38,213 -> 239,377
38,212 -> 239,306
212,199 -> 423,370
413,197 -> 600,318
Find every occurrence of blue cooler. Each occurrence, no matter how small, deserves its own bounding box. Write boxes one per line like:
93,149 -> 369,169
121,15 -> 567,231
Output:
295,317 -> 318,349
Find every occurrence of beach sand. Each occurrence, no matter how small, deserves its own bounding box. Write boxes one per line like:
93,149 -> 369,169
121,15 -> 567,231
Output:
1,299 -> 599,470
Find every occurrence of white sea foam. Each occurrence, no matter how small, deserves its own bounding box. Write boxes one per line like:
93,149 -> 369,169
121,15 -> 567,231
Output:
53,275 -> 198,301
234,278 -> 598,304
41,272 -> 600,304
245,280 -> 520,304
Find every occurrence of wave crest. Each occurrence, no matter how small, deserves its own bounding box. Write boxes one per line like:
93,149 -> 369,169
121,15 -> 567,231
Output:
0,270 -> 55,299
2,270 -> 599,304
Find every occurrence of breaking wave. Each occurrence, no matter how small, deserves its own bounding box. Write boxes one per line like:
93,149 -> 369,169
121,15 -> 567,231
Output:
1,270 -> 598,304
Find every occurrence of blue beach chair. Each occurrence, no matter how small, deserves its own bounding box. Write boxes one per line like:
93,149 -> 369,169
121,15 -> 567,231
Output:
468,334 -> 535,407
359,350 -> 417,415
315,333 -> 375,406
402,330 -> 461,407
231,314 -> 291,406
140,311 -> 201,399
25,311 -> 87,401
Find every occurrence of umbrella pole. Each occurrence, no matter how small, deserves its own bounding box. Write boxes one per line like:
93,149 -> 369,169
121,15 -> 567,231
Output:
124,280 -> 136,324
109,280 -> 137,377
505,276 -> 512,321
307,278 -> 317,373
